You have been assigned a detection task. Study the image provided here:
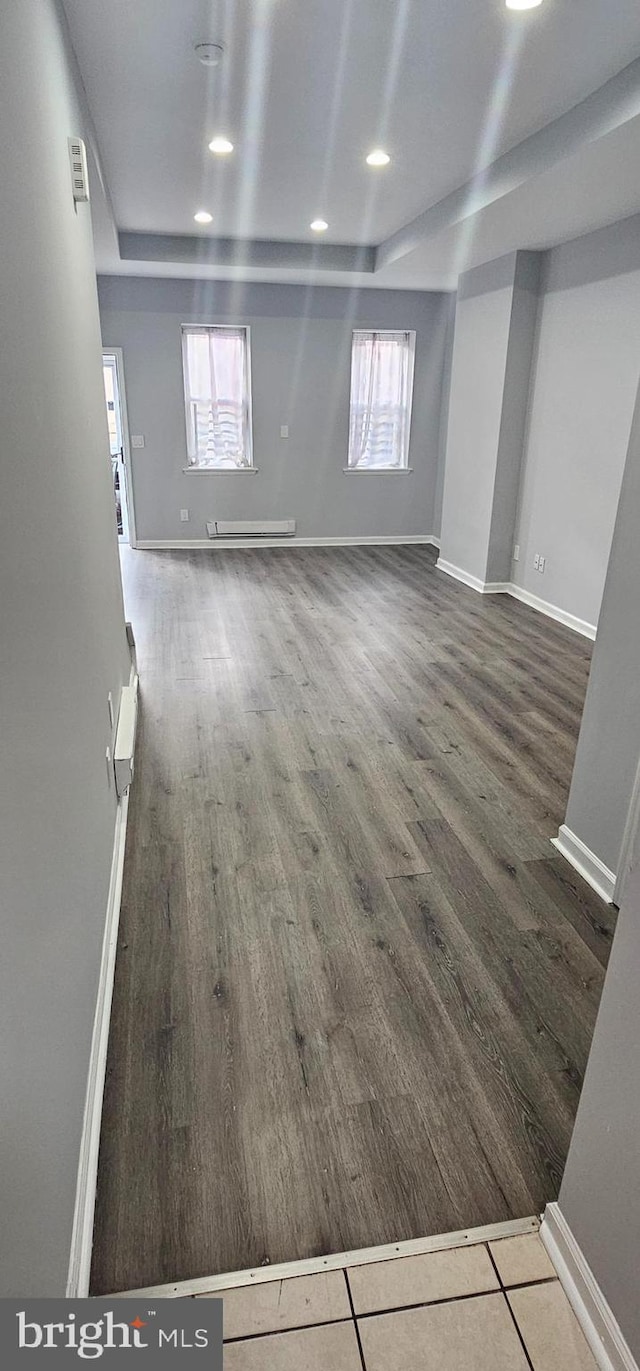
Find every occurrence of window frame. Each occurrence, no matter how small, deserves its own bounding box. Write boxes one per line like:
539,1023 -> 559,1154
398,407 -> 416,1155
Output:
181,323 -> 255,473
345,328 -> 416,474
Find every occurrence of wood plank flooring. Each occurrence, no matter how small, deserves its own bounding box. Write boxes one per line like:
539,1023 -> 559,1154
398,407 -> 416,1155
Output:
91,545 -> 615,1294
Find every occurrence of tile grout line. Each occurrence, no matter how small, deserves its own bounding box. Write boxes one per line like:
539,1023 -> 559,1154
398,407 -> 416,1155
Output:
503,1275 -> 558,1292
344,1268 -> 368,1371
223,1316 -> 353,1347
485,1244 -> 536,1371
217,1275 -> 563,1346
356,1287 -> 510,1320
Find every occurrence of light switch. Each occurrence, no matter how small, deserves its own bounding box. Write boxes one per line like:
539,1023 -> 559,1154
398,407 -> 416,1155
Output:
280,425 -> 289,439
131,434 -> 145,448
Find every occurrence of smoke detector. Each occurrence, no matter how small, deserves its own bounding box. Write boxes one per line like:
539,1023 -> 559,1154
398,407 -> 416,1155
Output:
195,42 -> 224,67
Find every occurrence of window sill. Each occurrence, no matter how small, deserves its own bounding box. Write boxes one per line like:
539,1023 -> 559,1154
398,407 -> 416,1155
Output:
342,466 -> 412,474
183,466 -> 258,475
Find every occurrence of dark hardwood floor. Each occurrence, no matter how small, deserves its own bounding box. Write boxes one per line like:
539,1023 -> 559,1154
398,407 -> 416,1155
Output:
91,545 -> 615,1294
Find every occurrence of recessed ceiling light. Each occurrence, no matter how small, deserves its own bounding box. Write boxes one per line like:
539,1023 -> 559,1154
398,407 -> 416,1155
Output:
310,219 -> 328,232
209,136 -> 234,155
505,0 -> 542,8
366,149 -> 391,167
194,210 -> 213,224
195,42 -> 224,67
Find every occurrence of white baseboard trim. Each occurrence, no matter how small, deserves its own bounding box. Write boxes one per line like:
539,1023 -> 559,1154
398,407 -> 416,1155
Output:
507,583 -> 597,641
66,668 -> 138,1298
541,1203 -> 638,1371
551,825 -> 616,905
136,535 -> 440,550
435,560 -> 597,639
435,558 -> 497,593
113,1215 -> 539,1299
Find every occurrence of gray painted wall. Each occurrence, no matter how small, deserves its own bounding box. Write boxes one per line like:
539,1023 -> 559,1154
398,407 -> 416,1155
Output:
514,214 -> 640,628
97,276 -> 454,543
557,803 -> 640,1361
486,252 -> 542,585
432,302 -> 455,541
563,376 -> 640,876
439,252 -> 540,585
0,0 -> 130,1295
439,254 -> 515,581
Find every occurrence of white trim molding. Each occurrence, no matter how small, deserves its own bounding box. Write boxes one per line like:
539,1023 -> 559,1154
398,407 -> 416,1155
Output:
66,667 -> 139,1298
551,825 -> 616,905
435,558 -> 497,593
113,1215 -> 539,1299
507,583 -> 597,641
435,559 -> 597,639
136,535 -> 441,551
102,346 -> 138,549
541,1204 -> 638,1371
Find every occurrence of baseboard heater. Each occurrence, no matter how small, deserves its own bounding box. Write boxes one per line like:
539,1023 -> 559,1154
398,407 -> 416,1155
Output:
206,519 -> 296,538
113,678 -> 138,798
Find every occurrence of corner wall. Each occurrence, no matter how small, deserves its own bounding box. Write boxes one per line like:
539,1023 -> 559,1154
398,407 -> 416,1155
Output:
0,0 -> 130,1295
554,805 -> 640,1364
439,253 -> 519,583
562,373 -> 640,878
513,214 -> 640,629
97,276 -> 454,544
438,251 -> 541,588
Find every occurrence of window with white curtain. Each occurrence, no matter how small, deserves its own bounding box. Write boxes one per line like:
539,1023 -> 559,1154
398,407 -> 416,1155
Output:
182,325 -> 253,469
347,330 -> 416,471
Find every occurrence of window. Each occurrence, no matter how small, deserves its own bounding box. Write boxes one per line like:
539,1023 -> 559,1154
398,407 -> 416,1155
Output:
182,325 -> 253,469
347,330 -> 415,471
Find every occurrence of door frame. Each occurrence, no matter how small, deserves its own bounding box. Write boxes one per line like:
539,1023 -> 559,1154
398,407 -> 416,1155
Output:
103,346 -> 138,549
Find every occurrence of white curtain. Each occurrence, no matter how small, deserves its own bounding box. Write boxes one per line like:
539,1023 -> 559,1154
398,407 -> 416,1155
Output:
348,331 -> 414,469
184,328 -> 248,468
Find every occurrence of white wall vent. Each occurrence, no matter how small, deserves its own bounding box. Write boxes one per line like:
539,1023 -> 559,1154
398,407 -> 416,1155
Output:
207,519 -> 296,538
68,136 -> 90,203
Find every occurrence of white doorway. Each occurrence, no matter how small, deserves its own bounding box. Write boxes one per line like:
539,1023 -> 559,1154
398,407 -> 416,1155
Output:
102,348 -> 135,545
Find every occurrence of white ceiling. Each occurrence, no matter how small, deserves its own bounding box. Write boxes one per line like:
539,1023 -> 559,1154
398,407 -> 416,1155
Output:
63,0 -> 640,288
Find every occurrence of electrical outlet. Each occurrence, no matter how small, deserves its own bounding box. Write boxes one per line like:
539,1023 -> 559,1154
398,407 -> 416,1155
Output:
280,425 -> 289,439
538,555 -> 545,573
131,434 -> 145,449
534,553 -> 540,570
513,544 -> 520,562
180,508 -> 190,522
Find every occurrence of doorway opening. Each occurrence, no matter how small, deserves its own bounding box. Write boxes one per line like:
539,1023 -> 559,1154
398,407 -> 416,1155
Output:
102,349 -> 134,545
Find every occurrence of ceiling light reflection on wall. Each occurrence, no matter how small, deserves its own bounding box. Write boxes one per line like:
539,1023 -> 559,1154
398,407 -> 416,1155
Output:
194,210 -> 213,224
209,137 -> 234,155
366,149 -> 391,167
310,219 -> 328,232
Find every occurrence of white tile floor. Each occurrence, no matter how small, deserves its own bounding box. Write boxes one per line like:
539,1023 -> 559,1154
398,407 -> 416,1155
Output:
197,1229 -> 599,1369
